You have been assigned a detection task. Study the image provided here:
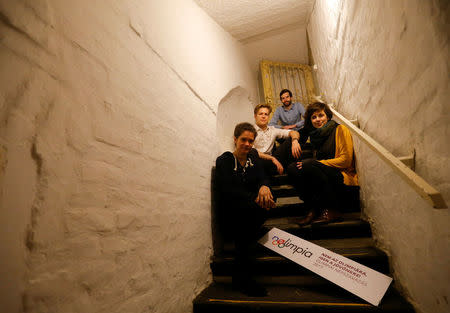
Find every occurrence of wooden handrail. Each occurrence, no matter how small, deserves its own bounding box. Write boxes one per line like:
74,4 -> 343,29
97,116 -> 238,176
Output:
330,107 -> 447,209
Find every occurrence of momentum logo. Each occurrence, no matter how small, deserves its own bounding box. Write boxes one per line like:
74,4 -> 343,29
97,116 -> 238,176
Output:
271,236 -> 313,258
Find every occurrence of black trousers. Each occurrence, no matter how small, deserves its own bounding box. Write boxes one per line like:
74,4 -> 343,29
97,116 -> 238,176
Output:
287,159 -> 344,213
222,197 -> 267,281
261,137 -> 298,176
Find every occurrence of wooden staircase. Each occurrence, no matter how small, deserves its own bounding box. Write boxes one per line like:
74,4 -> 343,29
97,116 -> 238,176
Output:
193,173 -> 415,313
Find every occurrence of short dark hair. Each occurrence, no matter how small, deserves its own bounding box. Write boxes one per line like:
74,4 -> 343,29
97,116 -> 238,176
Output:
304,102 -> 333,129
279,89 -> 292,99
254,103 -> 272,115
234,122 -> 257,139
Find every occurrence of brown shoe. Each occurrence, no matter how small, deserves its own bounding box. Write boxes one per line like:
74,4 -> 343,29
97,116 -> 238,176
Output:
291,211 -> 315,226
312,209 -> 341,225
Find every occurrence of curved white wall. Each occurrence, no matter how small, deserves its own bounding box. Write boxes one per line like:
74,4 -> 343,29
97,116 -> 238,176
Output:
216,86 -> 255,153
308,1 -> 449,313
0,1 -> 256,312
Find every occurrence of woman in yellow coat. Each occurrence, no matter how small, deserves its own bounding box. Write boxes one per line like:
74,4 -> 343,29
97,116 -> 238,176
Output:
287,102 -> 358,225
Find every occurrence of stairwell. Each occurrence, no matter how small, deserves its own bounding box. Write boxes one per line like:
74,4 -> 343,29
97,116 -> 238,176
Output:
193,172 -> 415,312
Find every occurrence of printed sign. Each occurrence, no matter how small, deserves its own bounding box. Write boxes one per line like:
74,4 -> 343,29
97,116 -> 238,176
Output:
259,227 -> 392,306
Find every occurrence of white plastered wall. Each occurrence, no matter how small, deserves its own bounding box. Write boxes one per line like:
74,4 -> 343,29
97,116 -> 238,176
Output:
308,1 -> 449,313
216,86 -> 255,153
242,25 -> 310,103
243,25 -> 309,74
0,0 -> 256,312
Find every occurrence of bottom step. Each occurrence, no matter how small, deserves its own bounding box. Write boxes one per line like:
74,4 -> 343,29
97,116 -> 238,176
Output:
193,283 -> 414,313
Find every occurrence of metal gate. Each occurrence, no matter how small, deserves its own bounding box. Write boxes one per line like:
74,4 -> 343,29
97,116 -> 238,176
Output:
260,60 -> 316,114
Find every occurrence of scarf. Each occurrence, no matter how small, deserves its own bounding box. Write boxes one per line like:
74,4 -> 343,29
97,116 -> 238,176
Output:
309,120 -> 338,148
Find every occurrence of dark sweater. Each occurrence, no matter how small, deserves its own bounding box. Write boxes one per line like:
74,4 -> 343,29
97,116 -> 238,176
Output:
215,149 -> 269,204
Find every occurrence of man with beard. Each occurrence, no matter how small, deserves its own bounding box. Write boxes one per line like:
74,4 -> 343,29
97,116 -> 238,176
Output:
269,88 -> 306,132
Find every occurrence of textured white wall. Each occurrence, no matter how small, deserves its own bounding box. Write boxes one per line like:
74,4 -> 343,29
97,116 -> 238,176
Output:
243,25 -> 309,74
216,87 -> 255,153
242,25 -> 310,102
308,1 -> 449,313
0,0 -> 256,312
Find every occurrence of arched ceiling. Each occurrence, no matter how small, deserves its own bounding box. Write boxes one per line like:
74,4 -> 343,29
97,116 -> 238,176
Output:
194,0 -> 315,42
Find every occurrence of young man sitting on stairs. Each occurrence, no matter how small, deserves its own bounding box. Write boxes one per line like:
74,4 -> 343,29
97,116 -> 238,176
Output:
253,103 -> 302,175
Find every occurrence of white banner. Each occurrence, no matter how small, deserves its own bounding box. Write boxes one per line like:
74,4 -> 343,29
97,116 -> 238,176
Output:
259,227 -> 392,306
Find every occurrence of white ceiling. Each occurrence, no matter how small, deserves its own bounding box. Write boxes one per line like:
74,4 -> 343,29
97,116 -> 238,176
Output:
194,0 -> 315,42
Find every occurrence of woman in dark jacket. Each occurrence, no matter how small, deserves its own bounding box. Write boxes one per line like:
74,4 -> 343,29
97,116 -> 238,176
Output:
287,102 -> 358,225
216,122 -> 275,296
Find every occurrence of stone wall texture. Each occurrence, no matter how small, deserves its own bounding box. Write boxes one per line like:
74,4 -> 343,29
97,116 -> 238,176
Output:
0,1 -> 256,312
308,1 -> 449,313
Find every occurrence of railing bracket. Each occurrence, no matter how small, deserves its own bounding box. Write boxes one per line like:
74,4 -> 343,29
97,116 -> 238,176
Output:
398,150 -> 415,171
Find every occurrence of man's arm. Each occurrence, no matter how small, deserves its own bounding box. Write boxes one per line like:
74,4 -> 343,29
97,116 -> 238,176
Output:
257,151 -> 284,174
319,125 -> 353,169
268,108 -> 282,129
294,120 -> 305,129
288,130 -> 302,159
294,102 -> 306,129
282,124 -> 297,129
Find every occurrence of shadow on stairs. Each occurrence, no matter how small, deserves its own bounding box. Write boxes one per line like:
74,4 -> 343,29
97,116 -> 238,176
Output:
193,172 -> 415,313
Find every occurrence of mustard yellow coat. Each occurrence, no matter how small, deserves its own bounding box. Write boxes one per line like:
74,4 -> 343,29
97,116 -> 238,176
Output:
319,125 -> 358,186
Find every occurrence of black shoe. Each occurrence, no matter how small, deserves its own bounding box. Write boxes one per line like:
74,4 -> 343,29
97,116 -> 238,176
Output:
312,209 -> 342,225
291,210 -> 315,226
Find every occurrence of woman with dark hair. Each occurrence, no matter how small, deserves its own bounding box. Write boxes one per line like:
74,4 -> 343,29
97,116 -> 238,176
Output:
215,122 -> 275,296
287,102 -> 358,225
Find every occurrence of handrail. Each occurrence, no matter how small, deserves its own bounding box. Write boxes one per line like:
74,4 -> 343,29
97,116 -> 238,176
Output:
330,107 -> 447,209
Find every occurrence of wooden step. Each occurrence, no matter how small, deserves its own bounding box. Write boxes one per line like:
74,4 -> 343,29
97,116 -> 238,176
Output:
270,174 -> 361,213
212,238 -> 390,276
203,169 -> 414,312
268,197 -> 306,218
270,174 -> 291,186
263,213 -> 372,240
217,214 -> 372,249
193,283 -> 415,313
272,184 -> 298,198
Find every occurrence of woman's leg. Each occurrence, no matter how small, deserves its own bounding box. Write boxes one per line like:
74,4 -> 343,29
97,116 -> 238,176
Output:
287,159 -> 343,224
309,161 -> 343,210
286,159 -> 319,224
308,161 -> 344,223
287,159 -> 319,207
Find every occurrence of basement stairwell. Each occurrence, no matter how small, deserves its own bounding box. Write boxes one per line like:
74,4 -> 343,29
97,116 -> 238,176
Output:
193,58 -> 446,312
193,171 -> 415,313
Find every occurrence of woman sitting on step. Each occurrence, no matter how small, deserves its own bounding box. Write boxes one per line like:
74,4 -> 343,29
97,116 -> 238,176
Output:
215,122 -> 276,297
287,102 -> 358,225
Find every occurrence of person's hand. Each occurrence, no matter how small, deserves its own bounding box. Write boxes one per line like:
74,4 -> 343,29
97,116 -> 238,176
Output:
291,140 -> 302,159
282,124 -> 296,129
255,185 -> 276,210
296,161 -> 303,170
272,157 -> 284,174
